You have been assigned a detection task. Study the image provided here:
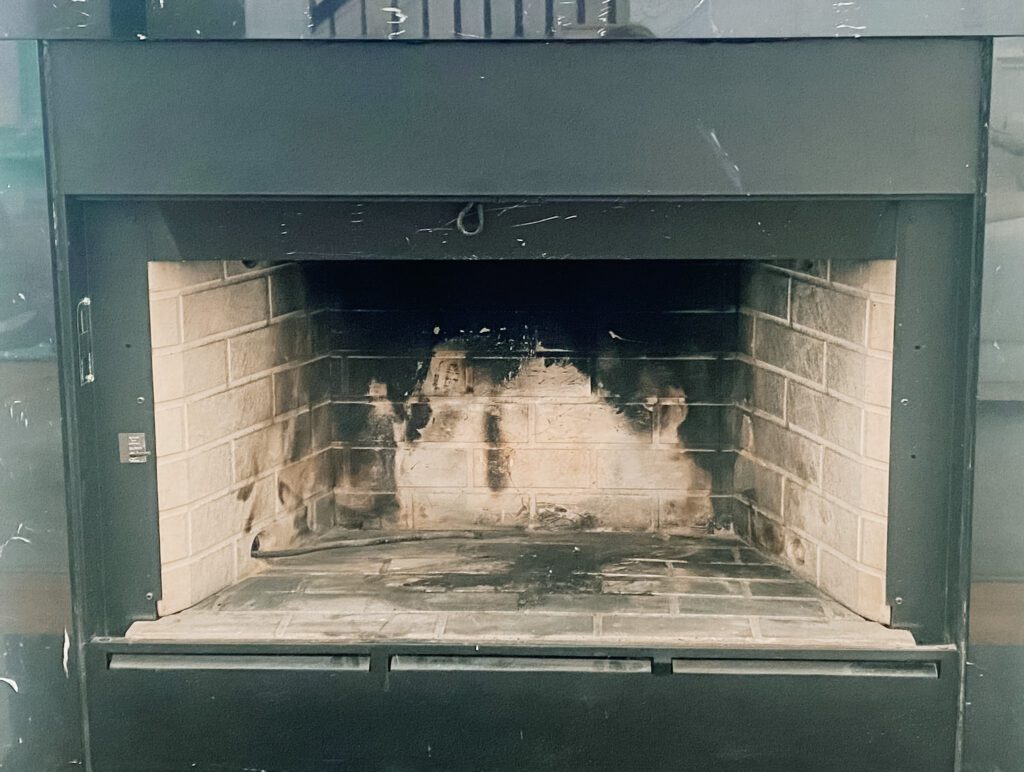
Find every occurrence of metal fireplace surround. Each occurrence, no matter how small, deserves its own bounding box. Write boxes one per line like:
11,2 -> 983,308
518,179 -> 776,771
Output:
46,39 -> 986,770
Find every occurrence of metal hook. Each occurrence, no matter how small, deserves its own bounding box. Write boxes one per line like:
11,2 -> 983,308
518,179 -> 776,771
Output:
456,202 -> 484,237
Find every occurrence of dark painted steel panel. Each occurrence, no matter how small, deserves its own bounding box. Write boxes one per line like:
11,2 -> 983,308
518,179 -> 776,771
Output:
887,200 -> 979,644
84,641 -> 960,771
963,644 -> 1024,770
43,39 -> 984,197
72,203 -> 163,634
141,198 -> 900,262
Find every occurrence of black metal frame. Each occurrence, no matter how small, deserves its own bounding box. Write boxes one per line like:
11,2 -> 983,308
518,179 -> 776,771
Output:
42,38 -> 990,770
64,195 -> 977,645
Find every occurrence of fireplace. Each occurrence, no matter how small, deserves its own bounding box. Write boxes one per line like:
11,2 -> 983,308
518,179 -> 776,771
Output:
66,189 -> 972,655
46,37 -> 983,770
130,248 -> 904,646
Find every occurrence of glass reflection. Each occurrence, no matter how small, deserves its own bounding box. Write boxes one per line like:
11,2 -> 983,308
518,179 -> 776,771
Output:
3,0 -> 1024,40
964,36 -> 1024,771
0,40 -> 81,769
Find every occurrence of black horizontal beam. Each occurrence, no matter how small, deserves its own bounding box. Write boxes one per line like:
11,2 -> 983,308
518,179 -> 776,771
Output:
97,198 -> 904,263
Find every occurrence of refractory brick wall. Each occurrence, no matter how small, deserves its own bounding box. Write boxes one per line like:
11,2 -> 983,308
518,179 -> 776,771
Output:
148,261 -> 332,615
737,261 -> 895,622
313,261 -> 741,535
148,260 -> 895,622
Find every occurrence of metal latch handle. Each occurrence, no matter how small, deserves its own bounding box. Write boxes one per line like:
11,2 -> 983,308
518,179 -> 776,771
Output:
76,297 -> 95,385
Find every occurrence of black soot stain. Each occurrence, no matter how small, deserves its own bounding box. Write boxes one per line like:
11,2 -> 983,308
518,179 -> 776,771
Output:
236,481 -> 256,502
484,409 -> 509,491
405,401 -> 432,442
404,542 -> 607,607
293,505 -> 311,536
398,537 -> 708,608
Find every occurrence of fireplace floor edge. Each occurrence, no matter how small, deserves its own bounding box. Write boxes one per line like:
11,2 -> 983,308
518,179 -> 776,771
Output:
127,532 -> 915,649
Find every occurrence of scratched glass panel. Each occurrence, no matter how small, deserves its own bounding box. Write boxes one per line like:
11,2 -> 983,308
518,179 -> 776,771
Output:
0,41 -> 82,769
2,0 -> 1024,39
964,37 -> 1024,771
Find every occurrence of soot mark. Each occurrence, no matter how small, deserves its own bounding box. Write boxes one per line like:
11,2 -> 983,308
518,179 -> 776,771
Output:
348,450 -> 396,491
399,537 -> 709,608
293,505 -> 312,536
750,512 -> 785,556
236,481 -> 255,502
335,495 -> 402,529
375,496 -> 402,520
484,410 -> 501,445
403,542 -> 607,607
675,404 -> 725,482
535,503 -> 597,531
335,403 -> 398,447
484,409 -> 509,491
344,451 -> 401,528
238,481 -> 257,533
315,260 -> 738,437
405,402 -> 432,442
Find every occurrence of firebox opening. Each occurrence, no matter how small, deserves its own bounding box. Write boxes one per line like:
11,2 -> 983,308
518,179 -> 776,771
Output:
136,258 -> 904,647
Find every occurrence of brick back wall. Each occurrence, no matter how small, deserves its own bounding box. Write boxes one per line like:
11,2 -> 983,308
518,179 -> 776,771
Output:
310,261 -> 742,535
326,351 -> 741,533
149,261 -> 332,615
737,260 -> 895,622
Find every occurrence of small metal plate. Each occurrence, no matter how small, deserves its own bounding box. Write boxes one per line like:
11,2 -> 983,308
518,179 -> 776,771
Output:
117,432 -> 151,464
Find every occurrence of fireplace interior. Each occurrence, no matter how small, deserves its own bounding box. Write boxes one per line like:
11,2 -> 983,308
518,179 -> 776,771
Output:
128,256 -> 909,647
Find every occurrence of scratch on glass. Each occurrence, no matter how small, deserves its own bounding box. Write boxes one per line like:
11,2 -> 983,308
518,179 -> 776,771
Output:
698,125 -> 744,192
511,216 -> 561,228
0,522 -> 33,558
